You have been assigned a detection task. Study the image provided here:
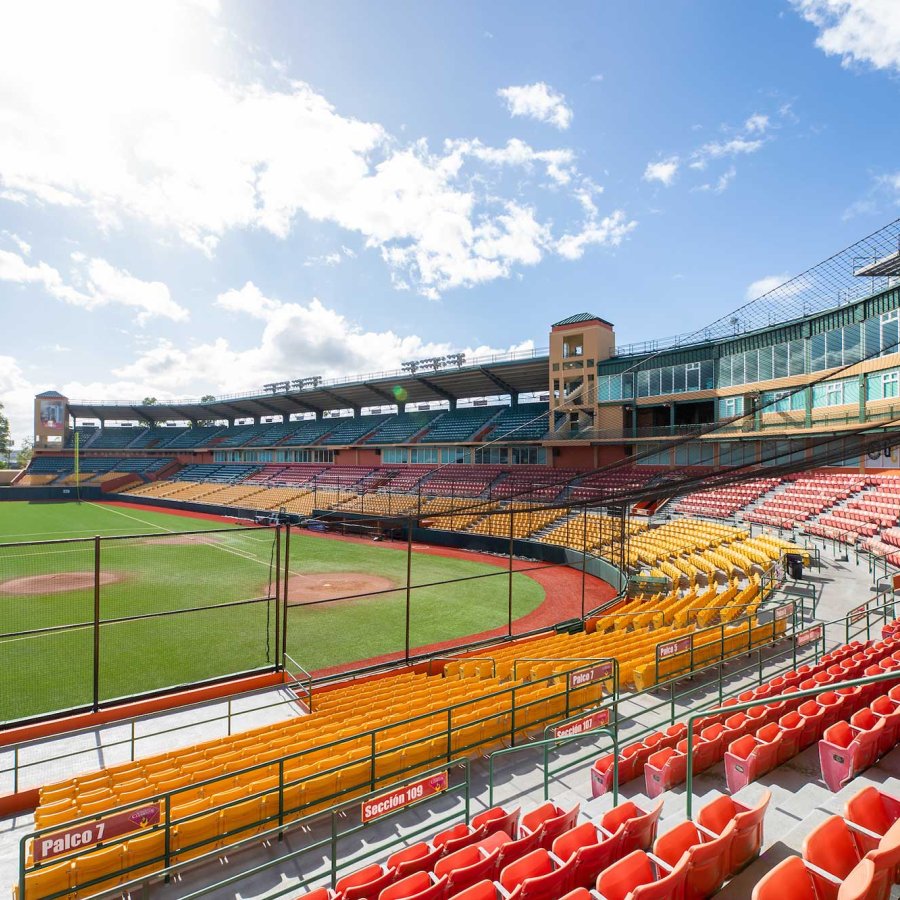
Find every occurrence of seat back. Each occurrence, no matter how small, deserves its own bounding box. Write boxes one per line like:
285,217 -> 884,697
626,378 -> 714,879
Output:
750,855 -> 817,900
801,815 -> 861,898
844,786 -> 900,853
729,790 -> 770,872
499,849 -> 554,892
608,798 -> 664,857
595,850 -> 656,900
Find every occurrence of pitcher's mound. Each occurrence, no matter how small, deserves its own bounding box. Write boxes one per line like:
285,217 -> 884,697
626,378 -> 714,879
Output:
287,572 -> 398,604
0,572 -> 122,595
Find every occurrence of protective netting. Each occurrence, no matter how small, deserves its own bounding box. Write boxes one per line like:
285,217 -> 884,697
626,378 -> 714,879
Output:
0,527 -> 279,723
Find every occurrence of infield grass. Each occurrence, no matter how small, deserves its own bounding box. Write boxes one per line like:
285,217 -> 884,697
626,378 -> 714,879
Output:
0,501 -> 544,722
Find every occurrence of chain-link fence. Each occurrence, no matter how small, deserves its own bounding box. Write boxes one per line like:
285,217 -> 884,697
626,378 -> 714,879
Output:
0,526 -> 280,724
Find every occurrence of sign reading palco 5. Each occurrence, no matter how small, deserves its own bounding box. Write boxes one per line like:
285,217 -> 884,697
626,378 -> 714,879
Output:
33,804 -> 161,862
361,772 -> 449,823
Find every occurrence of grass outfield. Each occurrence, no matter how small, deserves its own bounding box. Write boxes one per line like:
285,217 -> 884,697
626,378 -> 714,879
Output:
0,501 -> 544,722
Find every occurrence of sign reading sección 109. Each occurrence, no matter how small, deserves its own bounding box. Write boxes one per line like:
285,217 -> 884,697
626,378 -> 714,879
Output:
361,772 -> 449,823
568,663 -> 613,690
796,624 -> 824,647
553,707 -> 610,739
33,804 -> 161,862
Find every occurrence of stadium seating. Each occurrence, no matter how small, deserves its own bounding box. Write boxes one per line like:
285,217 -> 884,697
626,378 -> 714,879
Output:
483,404 -> 550,442
420,407 -> 502,443
365,412 -> 441,444
322,415 -> 392,446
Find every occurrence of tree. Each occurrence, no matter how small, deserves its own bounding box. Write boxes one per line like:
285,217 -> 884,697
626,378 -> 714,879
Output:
0,402 -> 10,468
138,396 -> 158,428
16,438 -> 33,469
197,395 -> 218,427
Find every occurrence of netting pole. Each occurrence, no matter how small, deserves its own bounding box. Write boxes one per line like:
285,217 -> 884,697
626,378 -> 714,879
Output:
93,535 -> 101,712
405,517 -> 412,664
508,509 -> 514,636
274,525 -> 282,672
281,523 -> 291,667
581,506 -> 587,620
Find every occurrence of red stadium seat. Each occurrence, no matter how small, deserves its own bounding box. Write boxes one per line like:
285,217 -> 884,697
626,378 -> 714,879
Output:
845,787 -> 900,855
337,865 -> 397,900
819,716 -> 885,793
594,849 -> 687,900
433,844 -> 499,897
696,790 -> 769,872
643,747 -> 686,798
387,843 -> 444,880
802,815 -> 862,900
600,799 -> 664,857
498,848 -> 574,900
552,821 -> 621,890
797,699 -> 827,748
653,819 -> 735,900
471,807 -> 520,839
870,696 -> 900,757
379,873 -> 448,900
434,824 -> 487,856
520,803 -> 579,850
777,710 -> 806,763
750,856 -> 817,900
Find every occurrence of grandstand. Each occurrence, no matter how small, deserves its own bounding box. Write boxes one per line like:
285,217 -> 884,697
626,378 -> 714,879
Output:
7,221 -> 900,900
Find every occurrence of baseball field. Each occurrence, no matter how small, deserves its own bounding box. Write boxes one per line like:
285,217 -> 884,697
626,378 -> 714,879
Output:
0,501 -> 545,722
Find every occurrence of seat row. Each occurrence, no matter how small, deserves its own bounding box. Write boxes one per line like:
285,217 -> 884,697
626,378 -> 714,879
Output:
590,636 -> 894,797
300,790 -> 768,900
754,785 -> 900,900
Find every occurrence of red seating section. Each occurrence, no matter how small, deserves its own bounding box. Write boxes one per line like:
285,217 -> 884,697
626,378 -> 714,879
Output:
294,789 -> 770,900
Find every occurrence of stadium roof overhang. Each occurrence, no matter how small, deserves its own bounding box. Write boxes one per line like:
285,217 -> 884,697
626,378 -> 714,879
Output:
855,250 -> 900,278
67,355 -> 551,423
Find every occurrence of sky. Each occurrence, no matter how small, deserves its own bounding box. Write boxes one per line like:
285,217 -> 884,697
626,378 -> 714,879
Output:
1,0 -> 900,446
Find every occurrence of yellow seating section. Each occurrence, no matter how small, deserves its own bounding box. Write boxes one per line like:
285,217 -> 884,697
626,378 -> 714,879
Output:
13,474 -> 57,486
465,503 -> 569,538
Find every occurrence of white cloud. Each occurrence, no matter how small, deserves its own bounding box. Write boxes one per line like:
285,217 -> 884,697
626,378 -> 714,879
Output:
745,272 -> 793,300
2,231 -> 31,256
697,166 -> 737,194
102,283 -> 537,401
497,82 -> 573,130
0,5 -> 631,297
0,355 -> 47,448
0,249 -> 188,322
744,113 -> 770,133
643,157 -> 680,186
791,0 -> 900,71
555,210 -> 637,261
692,137 -> 765,167
590,74 -> 604,83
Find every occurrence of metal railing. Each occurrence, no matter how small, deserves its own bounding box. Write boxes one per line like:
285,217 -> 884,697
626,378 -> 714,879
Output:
683,665 -> 900,818
24,759 -> 471,900
17,662 -> 606,895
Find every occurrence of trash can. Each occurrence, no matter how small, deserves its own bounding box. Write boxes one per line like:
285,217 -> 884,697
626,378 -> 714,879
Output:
786,552 -> 803,580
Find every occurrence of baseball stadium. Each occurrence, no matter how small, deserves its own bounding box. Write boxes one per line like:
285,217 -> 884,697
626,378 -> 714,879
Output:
4,219 -> 900,900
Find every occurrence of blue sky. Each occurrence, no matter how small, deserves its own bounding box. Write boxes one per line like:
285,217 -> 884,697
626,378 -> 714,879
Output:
1,0 -> 899,445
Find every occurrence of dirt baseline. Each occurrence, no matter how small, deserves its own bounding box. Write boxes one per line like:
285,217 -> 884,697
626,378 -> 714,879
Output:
286,572 -> 399,604
0,572 -> 123,595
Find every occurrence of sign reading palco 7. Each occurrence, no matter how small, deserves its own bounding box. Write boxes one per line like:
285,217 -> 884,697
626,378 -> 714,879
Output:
33,804 -> 161,862
567,662 -> 613,690
553,707 -> 610,739
361,772 -> 448,823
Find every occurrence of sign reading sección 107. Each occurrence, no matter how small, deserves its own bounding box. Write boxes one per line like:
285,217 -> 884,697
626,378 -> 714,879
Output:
568,663 -> 614,690
361,772 -> 449,823
33,804 -> 161,862
796,624 -> 824,647
553,707 -> 610,739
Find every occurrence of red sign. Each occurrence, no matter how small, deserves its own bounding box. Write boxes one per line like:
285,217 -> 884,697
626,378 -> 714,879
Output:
33,804 -> 161,862
775,602 -> 795,621
361,772 -> 448,823
553,708 -> 610,739
849,603 -> 869,624
568,663 -> 613,689
659,637 -> 691,659
797,625 -> 823,647
893,573 -> 900,593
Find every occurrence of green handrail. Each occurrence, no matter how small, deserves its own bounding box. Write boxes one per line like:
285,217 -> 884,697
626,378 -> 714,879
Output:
488,725 -> 619,807
684,662 -> 900,819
